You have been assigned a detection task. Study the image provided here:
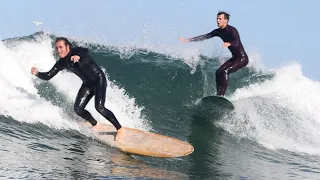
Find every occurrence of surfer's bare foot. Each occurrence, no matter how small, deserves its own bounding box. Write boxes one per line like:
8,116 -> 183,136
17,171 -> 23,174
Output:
91,123 -> 105,131
115,128 -> 126,141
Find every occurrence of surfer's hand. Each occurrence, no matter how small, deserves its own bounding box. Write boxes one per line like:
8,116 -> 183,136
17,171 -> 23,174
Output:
223,42 -> 231,48
179,37 -> 190,43
31,67 -> 38,75
71,55 -> 80,63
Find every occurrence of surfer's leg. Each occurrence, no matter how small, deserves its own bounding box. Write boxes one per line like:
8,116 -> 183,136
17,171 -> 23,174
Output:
74,84 -> 97,126
93,74 -> 122,130
215,59 -> 233,96
215,55 -> 248,96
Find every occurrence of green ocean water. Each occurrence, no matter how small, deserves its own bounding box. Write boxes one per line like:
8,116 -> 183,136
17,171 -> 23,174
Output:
1,32 -> 320,180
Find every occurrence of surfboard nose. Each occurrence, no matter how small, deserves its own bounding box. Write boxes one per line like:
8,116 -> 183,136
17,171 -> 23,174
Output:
184,144 -> 194,156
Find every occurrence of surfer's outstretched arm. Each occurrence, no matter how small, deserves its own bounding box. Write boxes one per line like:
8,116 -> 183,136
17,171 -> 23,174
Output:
32,62 -> 62,80
180,29 -> 218,43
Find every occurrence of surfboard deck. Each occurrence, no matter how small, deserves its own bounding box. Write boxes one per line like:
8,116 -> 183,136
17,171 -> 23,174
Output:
82,123 -> 194,158
200,95 -> 235,110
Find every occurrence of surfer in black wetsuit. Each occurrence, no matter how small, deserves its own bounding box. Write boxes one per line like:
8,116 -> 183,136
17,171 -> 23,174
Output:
180,11 -> 248,96
31,37 -> 126,141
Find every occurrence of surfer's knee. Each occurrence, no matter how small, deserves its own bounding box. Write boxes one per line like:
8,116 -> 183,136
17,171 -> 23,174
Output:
95,103 -> 106,114
215,68 -> 228,77
96,104 -> 115,117
215,69 -> 222,77
236,56 -> 249,70
95,103 -> 117,119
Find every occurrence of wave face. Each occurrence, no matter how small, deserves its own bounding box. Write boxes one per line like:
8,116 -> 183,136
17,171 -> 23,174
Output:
219,63 -> 320,155
1,32 -> 320,180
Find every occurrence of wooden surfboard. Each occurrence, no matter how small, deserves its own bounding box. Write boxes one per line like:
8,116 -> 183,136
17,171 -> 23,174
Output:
82,123 -> 194,158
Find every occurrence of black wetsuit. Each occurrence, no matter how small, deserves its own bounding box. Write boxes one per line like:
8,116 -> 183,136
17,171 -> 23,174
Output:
189,25 -> 249,96
36,47 -> 122,130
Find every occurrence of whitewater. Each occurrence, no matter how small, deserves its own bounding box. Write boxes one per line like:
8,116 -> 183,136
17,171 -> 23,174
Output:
0,34 -> 151,131
1,32 -> 320,179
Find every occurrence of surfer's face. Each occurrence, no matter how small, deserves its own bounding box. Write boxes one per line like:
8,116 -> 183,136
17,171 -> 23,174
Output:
55,40 -> 70,58
217,14 -> 228,28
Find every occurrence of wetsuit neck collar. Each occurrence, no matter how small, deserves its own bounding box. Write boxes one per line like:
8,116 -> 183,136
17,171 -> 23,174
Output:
220,24 -> 229,30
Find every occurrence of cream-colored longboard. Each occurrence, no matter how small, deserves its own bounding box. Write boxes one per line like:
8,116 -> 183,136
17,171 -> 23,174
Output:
83,123 -> 194,158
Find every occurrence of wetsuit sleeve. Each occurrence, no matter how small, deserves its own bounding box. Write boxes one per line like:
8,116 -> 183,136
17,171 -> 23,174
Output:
188,29 -> 218,42
229,28 -> 240,46
36,62 -> 62,81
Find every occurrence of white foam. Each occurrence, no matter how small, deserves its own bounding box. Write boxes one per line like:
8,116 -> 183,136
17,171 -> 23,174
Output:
218,62 -> 320,155
96,39 -> 265,76
0,34 -> 151,132
0,37 -> 73,129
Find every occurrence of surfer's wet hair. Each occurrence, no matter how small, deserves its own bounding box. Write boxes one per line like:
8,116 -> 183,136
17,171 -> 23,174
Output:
217,11 -> 230,21
55,37 -> 73,47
